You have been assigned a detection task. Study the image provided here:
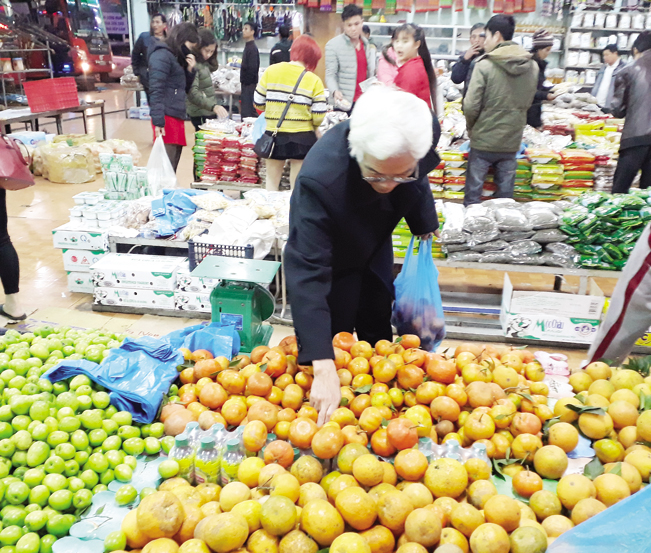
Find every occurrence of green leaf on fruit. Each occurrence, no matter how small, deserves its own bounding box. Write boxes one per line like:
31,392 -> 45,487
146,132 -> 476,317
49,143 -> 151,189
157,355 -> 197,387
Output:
609,462 -> 622,476
574,394 -> 586,404
354,384 -> 372,394
494,414 -> 509,421
542,416 -> 561,441
229,359 -> 242,368
584,457 -> 604,480
95,504 -> 105,516
517,392 -> 535,403
566,404 -> 605,415
339,397 -> 349,407
423,375 -> 431,382
622,356 -> 651,377
381,418 -> 389,428
259,363 -> 268,373
394,337 -> 404,344
597,358 -> 616,367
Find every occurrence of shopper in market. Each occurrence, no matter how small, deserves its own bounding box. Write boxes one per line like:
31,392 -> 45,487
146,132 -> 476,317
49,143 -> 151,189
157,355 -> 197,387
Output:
148,22 -> 200,172
610,32 -> 651,194
463,15 -> 538,206
240,21 -> 260,119
592,45 -> 624,112
131,13 -> 167,105
0,190 -> 25,322
253,35 -> 327,191
270,25 -> 292,65
587,222 -> 651,364
390,24 -> 437,111
324,4 -> 375,110
363,25 -> 379,53
376,29 -> 399,86
284,87 -> 441,425
186,28 -> 229,131
450,23 -> 484,97
527,29 -> 556,129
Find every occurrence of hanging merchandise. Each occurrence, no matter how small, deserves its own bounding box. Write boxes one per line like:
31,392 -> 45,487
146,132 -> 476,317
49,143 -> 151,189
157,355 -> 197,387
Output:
415,0 -> 431,12
363,0 -> 372,14
473,0 -> 488,10
504,0 -> 514,14
385,0 -> 396,13
396,0 -> 413,10
261,8 -> 278,34
372,0 -> 386,10
513,0 -> 522,11
439,0 -> 452,9
522,0 -> 536,13
454,0 -> 463,11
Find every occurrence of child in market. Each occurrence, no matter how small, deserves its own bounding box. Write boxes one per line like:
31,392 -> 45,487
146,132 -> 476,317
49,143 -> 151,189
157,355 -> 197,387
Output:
392,24 -> 437,112
187,28 -> 229,131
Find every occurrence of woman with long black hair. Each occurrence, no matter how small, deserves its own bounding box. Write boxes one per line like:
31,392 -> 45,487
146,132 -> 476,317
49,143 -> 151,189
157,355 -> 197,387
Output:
148,22 -> 200,171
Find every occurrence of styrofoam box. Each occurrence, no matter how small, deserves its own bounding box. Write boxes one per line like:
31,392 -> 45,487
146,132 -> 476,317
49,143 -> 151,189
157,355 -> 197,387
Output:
174,291 -> 211,312
500,274 -> 604,344
176,264 -> 220,292
93,287 -> 175,309
90,253 -> 187,290
53,223 -> 109,250
62,249 -> 109,272
67,272 -> 94,294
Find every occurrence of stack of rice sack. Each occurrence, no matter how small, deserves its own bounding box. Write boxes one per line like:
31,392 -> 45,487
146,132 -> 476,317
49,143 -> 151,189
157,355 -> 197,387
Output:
513,159 -> 534,200
194,132 -> 260,185
527,148 -> 563,200
560,149 -> 595,196
593,151 -> 617,193
438,199 -> 575,267
429,161 -> 445,199
560,191 -> 651,271
440,151 -> 466,200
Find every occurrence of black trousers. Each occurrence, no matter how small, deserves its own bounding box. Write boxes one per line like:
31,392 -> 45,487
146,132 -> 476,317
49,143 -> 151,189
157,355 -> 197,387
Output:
240,84 -> 257,118
612,145 -> 651,193
0,190 -> 19,295
329,268 -> 393,345
190,115 -> 216,132
164,144 -> 183,173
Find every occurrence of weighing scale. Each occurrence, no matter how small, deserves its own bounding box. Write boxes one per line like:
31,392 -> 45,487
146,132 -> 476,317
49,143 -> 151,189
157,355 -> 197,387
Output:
191,256 -> 281,353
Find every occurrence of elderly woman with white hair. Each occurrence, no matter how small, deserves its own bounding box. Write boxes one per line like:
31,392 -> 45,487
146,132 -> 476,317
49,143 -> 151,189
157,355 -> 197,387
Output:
284,86 -> 441,425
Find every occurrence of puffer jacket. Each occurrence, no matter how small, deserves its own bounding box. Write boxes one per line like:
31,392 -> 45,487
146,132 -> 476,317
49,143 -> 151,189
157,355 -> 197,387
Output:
463,41 -> 538,153
611,50 -> 651,150
325,34 -> 375,104
148,41 -> 195,128
526,56 -> 552,129
186,60 -> 219,118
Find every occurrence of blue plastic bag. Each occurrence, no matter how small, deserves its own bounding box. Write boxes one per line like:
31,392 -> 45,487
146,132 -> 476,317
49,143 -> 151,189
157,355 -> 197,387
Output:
150,188 -> 208,237
42,324 -> 240,423
391,236 -> 445,351
252,113 -> 266,143
163,322 -> 240,358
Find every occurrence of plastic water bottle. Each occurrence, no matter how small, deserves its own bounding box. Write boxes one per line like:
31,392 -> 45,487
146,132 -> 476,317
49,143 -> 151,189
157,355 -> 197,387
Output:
220,439 -> 245,486
418,438 -> 434,462
444,439 -> 461,460
211,423 -> 228,447
170,433 -> 195,483
195,436 -> 221,484
186,421 -> 202,451
430,442 -> 444,461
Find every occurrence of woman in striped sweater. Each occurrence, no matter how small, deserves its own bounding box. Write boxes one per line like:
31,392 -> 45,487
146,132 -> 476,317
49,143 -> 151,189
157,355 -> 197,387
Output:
254,35 -> 327,191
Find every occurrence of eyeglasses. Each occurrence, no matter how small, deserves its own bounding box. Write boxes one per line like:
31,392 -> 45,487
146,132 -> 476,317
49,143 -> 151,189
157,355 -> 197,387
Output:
363,165 -> 420,185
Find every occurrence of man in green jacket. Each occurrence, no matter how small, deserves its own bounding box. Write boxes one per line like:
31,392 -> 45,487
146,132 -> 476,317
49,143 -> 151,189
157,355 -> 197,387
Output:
462,15 -> 538,206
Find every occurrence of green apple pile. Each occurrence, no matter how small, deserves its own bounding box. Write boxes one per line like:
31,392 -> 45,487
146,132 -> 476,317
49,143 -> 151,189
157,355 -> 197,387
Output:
0,327 -> 168,553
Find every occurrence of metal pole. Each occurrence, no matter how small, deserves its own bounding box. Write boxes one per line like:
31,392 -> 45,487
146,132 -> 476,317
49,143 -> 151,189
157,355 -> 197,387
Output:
46,40 -> 53,79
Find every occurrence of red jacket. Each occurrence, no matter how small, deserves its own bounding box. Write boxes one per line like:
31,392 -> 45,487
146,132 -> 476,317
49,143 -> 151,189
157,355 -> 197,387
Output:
394,56 -> 432,108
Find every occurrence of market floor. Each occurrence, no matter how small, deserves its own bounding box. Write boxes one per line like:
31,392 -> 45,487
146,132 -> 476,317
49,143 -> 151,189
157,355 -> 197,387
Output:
0,85 -> 607,369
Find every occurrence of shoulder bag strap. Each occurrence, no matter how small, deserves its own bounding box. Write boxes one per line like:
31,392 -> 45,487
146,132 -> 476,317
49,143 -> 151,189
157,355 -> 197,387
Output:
272,69 -> 308,137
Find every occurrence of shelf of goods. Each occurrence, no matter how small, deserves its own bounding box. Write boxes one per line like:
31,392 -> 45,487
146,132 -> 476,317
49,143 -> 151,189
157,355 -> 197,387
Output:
564,9 -> 651,82
8,317 -> 650,553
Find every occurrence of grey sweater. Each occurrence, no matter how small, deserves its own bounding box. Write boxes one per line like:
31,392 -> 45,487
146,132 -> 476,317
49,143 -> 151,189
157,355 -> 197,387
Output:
325,34 -> 375,105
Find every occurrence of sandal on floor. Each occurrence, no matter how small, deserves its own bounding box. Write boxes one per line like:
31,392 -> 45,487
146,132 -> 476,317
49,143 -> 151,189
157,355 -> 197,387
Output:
0,306 -> 26,322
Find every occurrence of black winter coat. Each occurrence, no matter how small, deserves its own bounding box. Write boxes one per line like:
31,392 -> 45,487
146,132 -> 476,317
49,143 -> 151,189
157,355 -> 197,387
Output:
612,50 -> 651,150
450,51 -> 482,97
285,118 -> 441,364
148,41 -> 196,128
131,32 -> 158,91
526,56 -> 551,129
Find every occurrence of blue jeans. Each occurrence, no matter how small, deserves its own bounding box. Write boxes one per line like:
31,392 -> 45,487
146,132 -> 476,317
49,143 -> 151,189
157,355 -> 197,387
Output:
464,149 -> 518,206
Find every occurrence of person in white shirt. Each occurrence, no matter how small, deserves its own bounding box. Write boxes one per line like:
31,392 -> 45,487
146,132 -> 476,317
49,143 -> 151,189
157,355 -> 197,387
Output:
592,45 -> 624,111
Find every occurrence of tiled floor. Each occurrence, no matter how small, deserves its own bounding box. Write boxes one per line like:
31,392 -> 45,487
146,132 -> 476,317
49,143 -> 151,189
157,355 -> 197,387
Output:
0,86 -> 608,366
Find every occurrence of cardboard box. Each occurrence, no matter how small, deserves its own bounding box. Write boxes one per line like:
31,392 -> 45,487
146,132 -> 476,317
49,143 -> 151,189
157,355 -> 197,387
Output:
62,249 -> 108,272
90,254 -> 187,290
93,288 -> 175,309
174,291 -> 212,313
500,274 -> 604,344
53,223 -> 108,250
67,272 -> 94,294
176,265 -> 220,293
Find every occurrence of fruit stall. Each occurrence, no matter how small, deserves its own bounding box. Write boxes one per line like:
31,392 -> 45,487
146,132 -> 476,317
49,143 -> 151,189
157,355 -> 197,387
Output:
0,321 -> 648,553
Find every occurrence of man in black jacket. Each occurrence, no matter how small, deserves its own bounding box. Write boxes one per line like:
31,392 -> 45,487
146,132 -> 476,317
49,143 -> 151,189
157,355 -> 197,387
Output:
611,32 -> 651,193
270,25 -> 292,65
240,21 -> 260,119
285,87 -> 441,425
451,23 -> 485,96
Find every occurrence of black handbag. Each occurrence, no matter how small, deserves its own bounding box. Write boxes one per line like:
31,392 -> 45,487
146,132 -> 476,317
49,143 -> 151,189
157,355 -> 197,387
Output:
253,69 -> 307,159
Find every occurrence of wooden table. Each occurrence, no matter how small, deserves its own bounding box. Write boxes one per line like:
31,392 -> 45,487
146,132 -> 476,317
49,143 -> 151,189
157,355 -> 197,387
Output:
0,100 -> 107,139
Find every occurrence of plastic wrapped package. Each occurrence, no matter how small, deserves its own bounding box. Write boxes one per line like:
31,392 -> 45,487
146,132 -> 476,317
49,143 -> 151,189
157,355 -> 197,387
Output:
540,252 -> 579,268
470,239 -> 509,253
191,192 -> 232,211
443,244 -> 471,253
482,198 -> 519,211
479,252 -> 514,264
526,206 -> 560,229
52,133 -> 96,146
526,200 -> 564,215
122,198 -> 153,229
546,242 -> 578,256
439,229 -> 468,244
463,207 -> 496,233
81,141 -> 114,174
448,251 -> 483,262
509,240 -> 542,256
441,202 -> 465,230
501,230 -> 535,242
41,144 -> 95,184
104,139 -> 141,165
179,220 -> 211,241
532,229 -> 568,243
508,254 -> 545,265
494,207 -> 533,231
467,227 -> 501,245
194,209 -> 222,223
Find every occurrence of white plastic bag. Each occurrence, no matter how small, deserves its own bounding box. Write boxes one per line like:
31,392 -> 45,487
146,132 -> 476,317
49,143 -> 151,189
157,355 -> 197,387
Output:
146,137 -> 178,196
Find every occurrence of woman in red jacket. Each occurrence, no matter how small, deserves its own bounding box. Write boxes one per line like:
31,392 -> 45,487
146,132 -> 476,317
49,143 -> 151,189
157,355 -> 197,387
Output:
393,24 -> 437,113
